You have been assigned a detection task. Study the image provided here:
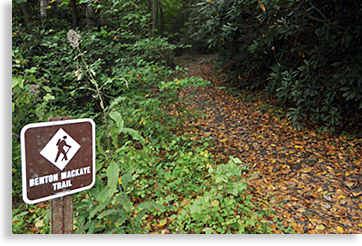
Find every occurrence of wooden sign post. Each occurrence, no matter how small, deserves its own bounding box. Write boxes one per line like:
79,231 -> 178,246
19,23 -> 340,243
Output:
48,117 -> 73,234
20,117 -> 96,234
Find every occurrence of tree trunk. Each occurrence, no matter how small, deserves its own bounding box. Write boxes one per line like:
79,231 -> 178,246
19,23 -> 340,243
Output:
152,0 -> 158,37
20,1 -> 33,33
159,4 -> 164,37
86,3 -> 94,30
70,0 -> 78,29
39,0 -> 48,18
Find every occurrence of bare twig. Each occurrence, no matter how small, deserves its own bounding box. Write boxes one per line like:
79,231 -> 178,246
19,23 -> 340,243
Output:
278,4 -> 353,34
310,3 -> 326,20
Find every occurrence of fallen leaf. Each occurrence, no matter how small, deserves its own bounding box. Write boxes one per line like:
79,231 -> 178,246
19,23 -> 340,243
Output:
35,219 -> 44,228
297,208 -> 305,213
260,3 -> 266,12
301,167 -> 313,173
336,226 -> 344,232
352,192 -> 361,197
316,225 -> 325,230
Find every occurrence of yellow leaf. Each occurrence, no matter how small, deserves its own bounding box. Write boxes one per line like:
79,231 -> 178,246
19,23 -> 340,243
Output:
211,200 -> 219,207
294,145 -> 303,149
301,167 -> 313,173
118,177 -> 122,185
35,219 -> 44,228
317,187 -> 324,193
158,219 -> 167,227
337,195 -> 345,200
359,203 -> 362,209
258,135 -> 264,138
297,208 -> 305,213
358,224 -> 362,227
221,138 -> 228,142
209,0 -> 212,3
336,226 -> 344,232
316,225 -> 325,230
352,192 -> 361,197
309,218 -> 317,222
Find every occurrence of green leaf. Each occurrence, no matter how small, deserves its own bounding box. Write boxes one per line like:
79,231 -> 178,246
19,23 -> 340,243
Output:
120,171 -> 133,186
203,228 -> 213,234
12,76 -> 24,88
107,160 -> 120,192
136,201 -> 162,211
109,111 -> 124,133
43,86 -> 52,92
122,197 -> 133,211
108,96 -> 126,111
96,135 -> 106,157
122,127 -> 145,145
110,127 -> 118,149
43,93 -> 55,101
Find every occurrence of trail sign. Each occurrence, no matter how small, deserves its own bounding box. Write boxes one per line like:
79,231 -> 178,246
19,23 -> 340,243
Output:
20,118 -> 95,204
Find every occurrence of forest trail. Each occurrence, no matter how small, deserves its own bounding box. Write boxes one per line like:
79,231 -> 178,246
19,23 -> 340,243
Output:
175,54 -> 362,234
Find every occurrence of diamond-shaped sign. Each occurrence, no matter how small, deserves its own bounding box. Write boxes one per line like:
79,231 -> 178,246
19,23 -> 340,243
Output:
40,128 -> 81,170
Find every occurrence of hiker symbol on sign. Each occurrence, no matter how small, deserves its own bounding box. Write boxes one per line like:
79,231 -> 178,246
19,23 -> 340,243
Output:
40,128 -> 81,170
55,136 -> 71,162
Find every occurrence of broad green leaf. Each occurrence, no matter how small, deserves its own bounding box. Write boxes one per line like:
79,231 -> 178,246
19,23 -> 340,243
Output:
122,197 -> 133,211
122,127 -> 145,145
109,111 -> 124,133
108,96 -> 126,111
107,160 -> 120,192
120,171 -> 133,186
96,135 -> 106,157
110,127 -> 118,149
43,94 -> 55,101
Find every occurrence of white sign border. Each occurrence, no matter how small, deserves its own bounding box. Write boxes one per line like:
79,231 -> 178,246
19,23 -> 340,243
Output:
20,118 -> 96,204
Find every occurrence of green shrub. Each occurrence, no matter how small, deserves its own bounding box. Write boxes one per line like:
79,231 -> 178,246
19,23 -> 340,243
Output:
188,0 -> 362,132
169,156 -> 272,234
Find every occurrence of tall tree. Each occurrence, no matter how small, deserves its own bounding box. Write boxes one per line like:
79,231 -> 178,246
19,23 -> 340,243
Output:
159,3 -> 164,37
39,0 -> 48,17
70,0 -> 78,29
152,0 -> 158,36
85,3 -> 95,30
19,0 -> 33,33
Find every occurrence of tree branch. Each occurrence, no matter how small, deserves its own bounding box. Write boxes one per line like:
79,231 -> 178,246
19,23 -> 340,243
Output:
278,4 -> 353,34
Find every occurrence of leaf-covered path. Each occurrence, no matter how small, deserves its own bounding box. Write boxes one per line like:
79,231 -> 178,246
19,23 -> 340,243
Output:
176,55 -> 362,234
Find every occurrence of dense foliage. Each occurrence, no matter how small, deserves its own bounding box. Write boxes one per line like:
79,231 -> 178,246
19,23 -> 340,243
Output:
12,0 -> 281,234
188,0 -> 362,133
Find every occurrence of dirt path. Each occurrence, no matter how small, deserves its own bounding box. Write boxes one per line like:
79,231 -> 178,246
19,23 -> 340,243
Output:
176,54 -> 362,234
